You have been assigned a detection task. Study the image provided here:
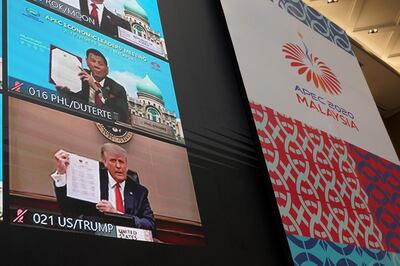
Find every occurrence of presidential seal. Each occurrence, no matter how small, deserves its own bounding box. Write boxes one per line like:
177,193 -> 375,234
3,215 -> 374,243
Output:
95,123 -> 134,144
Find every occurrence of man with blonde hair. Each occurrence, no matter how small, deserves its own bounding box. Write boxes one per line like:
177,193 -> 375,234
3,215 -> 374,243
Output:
52,143 -> 155,230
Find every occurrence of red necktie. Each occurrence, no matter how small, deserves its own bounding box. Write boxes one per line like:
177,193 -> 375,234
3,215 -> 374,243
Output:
115,183 -> 124,214
94,82 -> 103,105
90,3 -> 99,27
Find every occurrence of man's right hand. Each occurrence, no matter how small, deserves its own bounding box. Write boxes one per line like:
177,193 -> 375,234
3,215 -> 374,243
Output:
55,85 -> 71,93
54,149 -> 70,175
78,70 -> 101,92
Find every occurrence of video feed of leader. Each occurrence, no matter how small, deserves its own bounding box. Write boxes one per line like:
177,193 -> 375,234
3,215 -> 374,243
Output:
8,97 -> 204,246
27,0 -> 168,59
8,1 -> 180,143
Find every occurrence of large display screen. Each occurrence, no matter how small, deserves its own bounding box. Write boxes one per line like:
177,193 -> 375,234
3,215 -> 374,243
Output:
8,0 -> 180,143
30,0 -> 168,59
221,0 -> 400,263
6,0 -> 204,246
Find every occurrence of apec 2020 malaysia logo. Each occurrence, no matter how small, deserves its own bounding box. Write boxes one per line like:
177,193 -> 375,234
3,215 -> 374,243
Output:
282,33 -> 358,131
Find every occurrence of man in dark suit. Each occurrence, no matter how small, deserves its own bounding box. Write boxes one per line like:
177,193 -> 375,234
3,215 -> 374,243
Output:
79,0 -> 131,37
57,48 -> 129,123
51,143 -> 155,231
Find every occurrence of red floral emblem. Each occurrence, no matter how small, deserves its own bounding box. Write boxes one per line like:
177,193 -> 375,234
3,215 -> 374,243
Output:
282,42 -> 341,95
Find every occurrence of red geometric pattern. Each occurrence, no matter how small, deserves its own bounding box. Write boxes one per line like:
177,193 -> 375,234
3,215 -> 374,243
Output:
282,42 -> 342,95
250,101 -> 400,253
349,144 -> 400,253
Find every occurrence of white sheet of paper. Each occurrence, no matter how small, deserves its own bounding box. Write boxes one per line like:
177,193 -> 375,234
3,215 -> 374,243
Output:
51,48 -> 82,93
66,154 -> 100,204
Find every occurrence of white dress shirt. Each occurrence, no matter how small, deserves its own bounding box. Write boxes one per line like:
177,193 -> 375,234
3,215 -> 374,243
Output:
51,171 -> 67,188
88,75 -> 105,104
51,170 -> 126,211
88,1 -> 105,26
107,172 -> 126,210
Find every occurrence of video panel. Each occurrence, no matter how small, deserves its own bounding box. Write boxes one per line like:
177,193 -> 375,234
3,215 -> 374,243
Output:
29,0 -> 168,59
8,1 -> 182,144
8,97 -> 204,245
7,0 -> 204,246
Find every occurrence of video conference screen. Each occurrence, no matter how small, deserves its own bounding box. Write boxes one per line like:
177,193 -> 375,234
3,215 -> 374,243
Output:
8,1 -> 179,138
5,0 -> 205,246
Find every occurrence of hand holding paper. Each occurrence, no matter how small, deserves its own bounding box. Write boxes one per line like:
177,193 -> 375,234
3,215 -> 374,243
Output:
66,153 -> 101,204
50,46 -> 83,93
54,149 -> 70,175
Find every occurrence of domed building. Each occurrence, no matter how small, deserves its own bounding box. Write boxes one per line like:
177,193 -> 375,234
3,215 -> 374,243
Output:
118,0 -> 167,58
128,75 -> 184,143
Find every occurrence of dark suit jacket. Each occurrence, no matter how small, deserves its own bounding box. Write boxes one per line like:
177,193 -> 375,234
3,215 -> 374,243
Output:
54,166 -> 155,231
79,0 -> 131,37
68,70 -> 129,123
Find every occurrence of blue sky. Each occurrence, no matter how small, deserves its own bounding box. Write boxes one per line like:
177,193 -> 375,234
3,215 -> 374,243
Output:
8,1 -> 180,118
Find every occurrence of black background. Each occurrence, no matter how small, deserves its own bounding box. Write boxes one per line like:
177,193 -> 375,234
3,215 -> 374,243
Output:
0,0 -> 293,265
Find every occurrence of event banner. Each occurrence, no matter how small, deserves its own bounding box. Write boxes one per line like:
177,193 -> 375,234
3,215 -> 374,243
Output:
221,0 -> 400,264
29,0 -> 168,59
8,0 -> 182,144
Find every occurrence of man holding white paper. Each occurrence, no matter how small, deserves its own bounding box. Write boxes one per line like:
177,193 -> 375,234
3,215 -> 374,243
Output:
54,48 -> 130,123
51,143 -> 155,230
